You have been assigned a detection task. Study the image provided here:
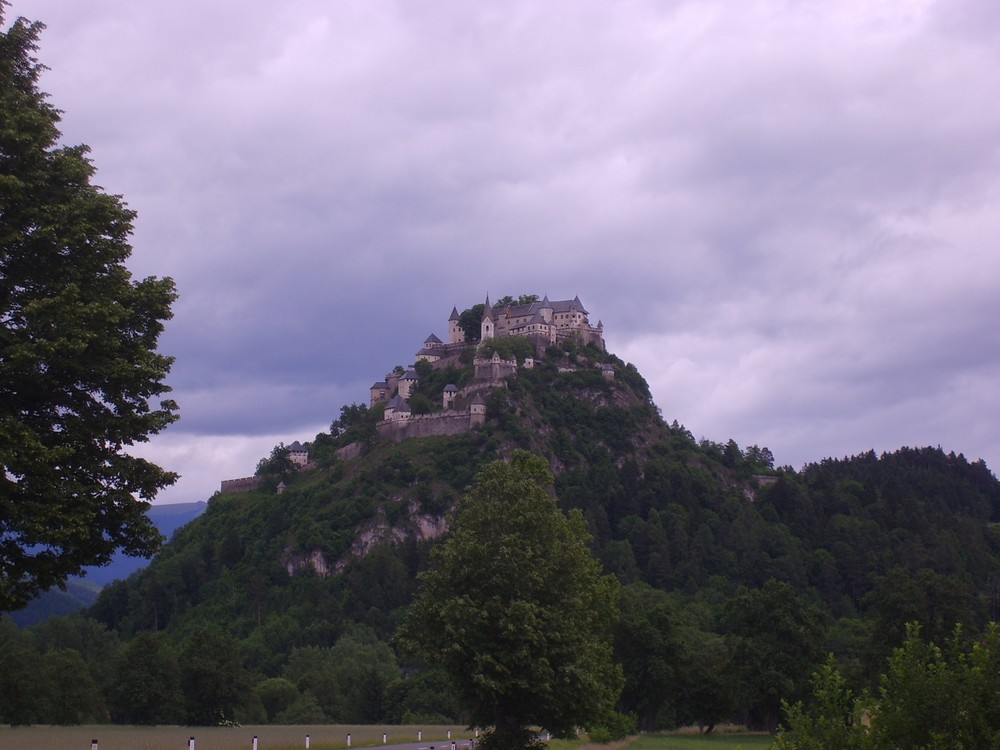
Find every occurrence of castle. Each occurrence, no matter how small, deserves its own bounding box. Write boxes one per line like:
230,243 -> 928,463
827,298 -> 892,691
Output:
370,294 -> 605,441
221,294 -> 608,491
464,294 -> 604,350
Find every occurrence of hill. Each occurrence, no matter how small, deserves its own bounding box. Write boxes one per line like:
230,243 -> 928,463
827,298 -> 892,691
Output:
9,501 -> 206,628
7,335 -> 1000,729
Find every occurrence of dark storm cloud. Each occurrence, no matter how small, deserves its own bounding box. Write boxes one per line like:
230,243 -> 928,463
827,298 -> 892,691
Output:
11,0 -> 1000,503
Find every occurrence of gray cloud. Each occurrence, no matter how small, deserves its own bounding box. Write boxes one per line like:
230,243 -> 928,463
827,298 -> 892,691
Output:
12,0 -> 1000,502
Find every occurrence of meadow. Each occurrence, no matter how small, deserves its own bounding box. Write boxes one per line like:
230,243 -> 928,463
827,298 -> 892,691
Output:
0,723 -> 474,750
0,727 -> 773,750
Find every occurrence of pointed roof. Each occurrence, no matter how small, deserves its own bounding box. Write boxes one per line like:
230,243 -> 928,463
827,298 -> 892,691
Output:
401,368 -> 419,380
482,294 -> 494,320
289,441 -> 306,452
387,394 -> 410,412
449,306 -> 461,321
425,333 -> 443,344
471,392 -> 487,405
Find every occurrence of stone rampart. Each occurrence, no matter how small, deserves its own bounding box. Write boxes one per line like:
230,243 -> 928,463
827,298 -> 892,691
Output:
220,475 -> 263,494
377,412 -> 475,442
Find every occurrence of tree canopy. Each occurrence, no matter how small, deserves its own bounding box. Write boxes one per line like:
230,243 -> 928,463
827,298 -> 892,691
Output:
398,451 -> 622,750
0,9 -> 178,612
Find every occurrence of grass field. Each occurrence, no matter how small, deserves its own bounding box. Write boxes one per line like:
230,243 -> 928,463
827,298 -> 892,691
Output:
0,725 -> 775,750
0,723 -> 475,750
623,732 -> 773,750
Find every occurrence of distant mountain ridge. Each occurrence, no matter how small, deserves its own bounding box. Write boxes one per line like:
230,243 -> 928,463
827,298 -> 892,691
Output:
10,501 -> 206,628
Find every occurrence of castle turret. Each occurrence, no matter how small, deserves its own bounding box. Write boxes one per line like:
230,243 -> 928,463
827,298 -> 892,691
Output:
470,392 -> 487,427
443,383 -> 458,410
398,368 -> 419,399
448,306 -> 463,344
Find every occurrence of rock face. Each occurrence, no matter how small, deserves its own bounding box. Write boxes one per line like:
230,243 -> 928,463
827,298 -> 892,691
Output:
283,500 -> 450,578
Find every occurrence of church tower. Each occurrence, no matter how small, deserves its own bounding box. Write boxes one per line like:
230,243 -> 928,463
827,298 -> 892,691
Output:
480,294 -> 495,341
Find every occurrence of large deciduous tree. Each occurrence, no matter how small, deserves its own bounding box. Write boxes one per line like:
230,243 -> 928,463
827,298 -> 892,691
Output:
0,8 -> 178,612
398,451 -> 622,750
724,579 -> 827,733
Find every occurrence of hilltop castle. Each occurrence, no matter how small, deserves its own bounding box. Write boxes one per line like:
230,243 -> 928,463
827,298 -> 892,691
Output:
370,294 -> 606,440
221,294 -> 609,491
463,294 -> 604,350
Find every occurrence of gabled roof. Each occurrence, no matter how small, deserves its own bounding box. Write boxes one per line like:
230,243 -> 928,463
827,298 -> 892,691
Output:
371,381 -> 388,389
288,441 -> 306,452
425,333 -> 443,344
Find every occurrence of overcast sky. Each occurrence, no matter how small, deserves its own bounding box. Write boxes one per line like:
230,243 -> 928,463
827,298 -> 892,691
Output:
11,0 -> 1000,504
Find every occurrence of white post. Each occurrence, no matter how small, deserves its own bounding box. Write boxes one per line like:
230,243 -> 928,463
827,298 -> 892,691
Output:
189,738 -> 195,750
418,731 -> 422,741
448,731 -> 452,740
306,735 -> 311,749
383,733 -> 387,744
91,741 -> 98,750
347,734 -> 352,748
253,737 -> 258,750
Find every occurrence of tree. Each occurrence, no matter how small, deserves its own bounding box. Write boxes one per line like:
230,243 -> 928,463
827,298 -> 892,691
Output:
0,8 -> 178,612
107,632 -> 183,724
398,451 -> 622,750
774,656 -> 870,750
724,579 -> 827,733
255,442 -> 294,478
458,303 -> 485,342
179,625 -> 250,725
615,583 -> 682,730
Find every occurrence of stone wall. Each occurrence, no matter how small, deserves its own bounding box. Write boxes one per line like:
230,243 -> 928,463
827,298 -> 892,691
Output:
220,475 -> 262,494
376,411 -> 476,442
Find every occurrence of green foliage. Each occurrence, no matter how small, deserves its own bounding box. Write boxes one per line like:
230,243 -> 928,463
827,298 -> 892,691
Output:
775,656 -> 869,750
479,335 -> 537,363
459,303 -> 485,342
587,710 -> 638,743
0,10 -> 178,612
179,625 -> 250,725
778,624 -> 1000,749
398,452 -> 623,749
256,442 -> 295,478
9,313 -> 1000,736
724,580 -> 827,733
254,677 -> 301,723
108,632 -> 183,724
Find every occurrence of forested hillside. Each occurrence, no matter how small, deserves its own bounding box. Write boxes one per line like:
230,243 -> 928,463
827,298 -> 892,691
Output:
3,339 -> 999,731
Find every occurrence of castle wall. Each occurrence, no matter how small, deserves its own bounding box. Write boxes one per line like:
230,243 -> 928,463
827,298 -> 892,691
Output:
220,476 -> 263,494
377,412 -> 477,442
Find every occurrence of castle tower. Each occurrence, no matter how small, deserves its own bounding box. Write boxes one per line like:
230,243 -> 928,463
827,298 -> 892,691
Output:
539,294 -> 553,324
443,383 -> 457,410
448,306 -> 463,344
398,368 -> 419,399
480,294 -> 495,341
470,393 -> 487,427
